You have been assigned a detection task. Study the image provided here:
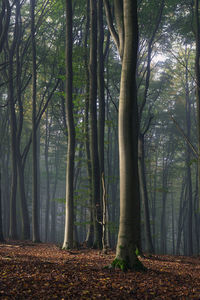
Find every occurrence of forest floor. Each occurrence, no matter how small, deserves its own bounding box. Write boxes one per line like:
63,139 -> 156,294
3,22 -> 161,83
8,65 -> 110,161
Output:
0,241 -> 200,299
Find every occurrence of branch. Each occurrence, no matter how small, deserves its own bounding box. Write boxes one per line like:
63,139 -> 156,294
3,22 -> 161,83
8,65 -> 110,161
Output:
170,114 -> 198,158
103,0 -> 120,53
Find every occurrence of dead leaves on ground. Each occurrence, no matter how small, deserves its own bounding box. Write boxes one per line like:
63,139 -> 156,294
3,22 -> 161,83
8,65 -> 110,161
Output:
0,242 -> 200,299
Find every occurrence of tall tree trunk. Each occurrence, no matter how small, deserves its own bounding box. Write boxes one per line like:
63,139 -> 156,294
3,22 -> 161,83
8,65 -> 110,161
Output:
138,134 -> 154,253
50,150 -> 59,242
89,0 -> 102,249
97,0 -> 105,200
114,0 -> 142,270
17,160 -> 30,240
185,56 -> 193,255
8,6 -> 18,239
63,0 -> 76,249
84,0 -> 94,247
15,4 -> 30,240
44,110 -> 50,242
195,0 -> 200,210
0,0 -> 11,53
31,0 -> 40,242
160,156 -> 168,254
0,169 -> 5,242
194,168 -> 200,253
176,178 -> 186,255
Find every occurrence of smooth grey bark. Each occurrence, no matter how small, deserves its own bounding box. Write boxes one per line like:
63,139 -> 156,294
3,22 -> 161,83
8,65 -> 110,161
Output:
160,151 -> 169,254
194,169 -> 200,253
0,169 -> 5,242
98,0 -> 109,251
171,193 -> 175,255
63,0 -> 76,249
97,0 -> 105,202
15,9 -> 30,240
84,0 -> 94,247
185,55 -> 193,255
44,110 -> 51,242
195,0 -> 200,210
7,3 -> 19,240
50,147 -> 59,242
138,133 -> 154,253
31,0 -> 40,243
89,0 -> 102,249
104,0 -> 143,269
137,0 -> 164,255
176,178 -> 185,255
0,0 -> 11,53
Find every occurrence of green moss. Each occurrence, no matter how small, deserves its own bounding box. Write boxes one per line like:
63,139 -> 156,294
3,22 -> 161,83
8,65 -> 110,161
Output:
119,245 -> 125,249
111,258 -> 128,272
135,247 -> 139,256
111,257 -> 147,272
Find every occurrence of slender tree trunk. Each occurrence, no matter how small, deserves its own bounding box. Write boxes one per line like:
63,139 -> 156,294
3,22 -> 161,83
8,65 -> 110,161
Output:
63,0 -> 76,249
8,35 -> 18,240
89,0 -> 102,249
15,4 -> 30,240
0,169 -> 5,242
160,158 -> 168,254
194,168 -> 200,254
50,151 -> 59,242
44,110 -> 50,242
138,134 -> 154,253
97,0 -> 105,201
84,0 -> 94,247
195,0 -> 200,210
17,160 -> 30,240
176,178 -> 186,255
185,58 -> 193,255
152,151 -> 158,250
171,193 -> 175,255
31,0 -> 40,243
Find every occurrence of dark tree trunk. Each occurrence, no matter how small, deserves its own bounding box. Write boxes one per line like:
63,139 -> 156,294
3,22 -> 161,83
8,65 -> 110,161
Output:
17,159 -> 30,240
97,0 -> 105,199
89,0 -> 102,249
8,10 -> 18,239
195,0 -> 200,210
0,170 -> 5,242
184,55 -> 193,255
44,110 -> 50,242
31,0 -> 40,243
138,134 -> 154,253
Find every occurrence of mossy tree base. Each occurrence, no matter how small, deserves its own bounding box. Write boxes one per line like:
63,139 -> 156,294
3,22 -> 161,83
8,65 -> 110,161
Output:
111,257 -> 146,272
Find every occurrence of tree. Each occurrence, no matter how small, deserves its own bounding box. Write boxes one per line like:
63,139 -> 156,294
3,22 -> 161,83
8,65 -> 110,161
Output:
104,0 -> 144,270
89,0 -> 102,249
0,167 -> 4,242
195,0 -> 200,211
31,0 -> 40,243
62,0 -> 76,249
0,0 -> 10,54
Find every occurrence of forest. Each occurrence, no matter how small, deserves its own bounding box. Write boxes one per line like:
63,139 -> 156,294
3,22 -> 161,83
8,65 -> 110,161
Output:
1,0 -> 200,298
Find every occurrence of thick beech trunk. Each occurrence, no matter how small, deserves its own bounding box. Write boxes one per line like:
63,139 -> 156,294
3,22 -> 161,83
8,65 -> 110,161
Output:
114,0 -> 142,269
